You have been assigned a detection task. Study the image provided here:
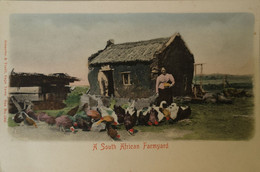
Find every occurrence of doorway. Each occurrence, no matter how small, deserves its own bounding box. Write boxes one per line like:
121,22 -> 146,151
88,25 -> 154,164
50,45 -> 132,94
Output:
103,70 -> 115,97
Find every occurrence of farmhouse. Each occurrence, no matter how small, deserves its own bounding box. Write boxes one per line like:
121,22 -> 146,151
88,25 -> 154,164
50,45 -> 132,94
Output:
88,33 -> 195,98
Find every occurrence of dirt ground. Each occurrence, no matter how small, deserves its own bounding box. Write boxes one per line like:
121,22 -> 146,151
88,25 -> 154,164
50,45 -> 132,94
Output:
8,121 -> 192,141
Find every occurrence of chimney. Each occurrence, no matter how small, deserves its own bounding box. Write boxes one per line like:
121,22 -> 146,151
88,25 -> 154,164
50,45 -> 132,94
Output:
105,39 -> 114,48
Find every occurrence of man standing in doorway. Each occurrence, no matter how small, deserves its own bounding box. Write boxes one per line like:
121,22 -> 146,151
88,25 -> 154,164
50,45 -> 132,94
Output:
98,69 -> 109,97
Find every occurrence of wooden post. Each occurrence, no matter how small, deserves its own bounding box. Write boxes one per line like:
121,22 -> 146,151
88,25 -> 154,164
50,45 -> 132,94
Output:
193,63 -> 206,98
194,64 -> 197,84
200,64 -> 203,88
223,76 -> 226,89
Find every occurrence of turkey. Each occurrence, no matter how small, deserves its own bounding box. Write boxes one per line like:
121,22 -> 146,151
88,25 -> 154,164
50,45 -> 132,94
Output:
55,115 -> 74,132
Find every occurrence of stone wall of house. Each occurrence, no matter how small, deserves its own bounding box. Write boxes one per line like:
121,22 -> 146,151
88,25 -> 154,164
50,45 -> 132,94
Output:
88,66 -> 102,95
88,62 -> 155,98
112,62 -> 153,98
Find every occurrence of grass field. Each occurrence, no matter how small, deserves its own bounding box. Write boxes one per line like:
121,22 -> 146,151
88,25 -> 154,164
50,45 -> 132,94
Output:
194,74 -> 253,91
119,74 -> 254,140
133,96 -> 254,140
180,97 -> 254,140
8,75 -> 255,140
194,74 -> 253,84
33,95 -> 254,140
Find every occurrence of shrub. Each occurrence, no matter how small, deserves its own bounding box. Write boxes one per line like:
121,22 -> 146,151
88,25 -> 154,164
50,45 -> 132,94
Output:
64,86 -> 89,107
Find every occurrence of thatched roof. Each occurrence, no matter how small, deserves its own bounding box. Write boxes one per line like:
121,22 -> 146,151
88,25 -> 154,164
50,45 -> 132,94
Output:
10,71 -> 79,87
88,33 -> 183,66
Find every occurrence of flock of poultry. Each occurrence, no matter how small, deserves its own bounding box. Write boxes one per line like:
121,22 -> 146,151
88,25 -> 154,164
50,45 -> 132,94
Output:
12,96 -> 191,140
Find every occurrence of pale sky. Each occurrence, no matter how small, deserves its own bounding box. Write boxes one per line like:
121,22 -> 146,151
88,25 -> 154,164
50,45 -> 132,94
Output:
10,13 -> 255,85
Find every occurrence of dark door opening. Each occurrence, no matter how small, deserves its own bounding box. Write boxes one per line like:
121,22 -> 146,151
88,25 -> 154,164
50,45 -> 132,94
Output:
103,70 -> 115,97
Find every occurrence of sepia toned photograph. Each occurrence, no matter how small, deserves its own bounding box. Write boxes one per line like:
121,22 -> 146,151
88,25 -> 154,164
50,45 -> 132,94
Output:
7,13 -> 255,141
0,1 -> 259,172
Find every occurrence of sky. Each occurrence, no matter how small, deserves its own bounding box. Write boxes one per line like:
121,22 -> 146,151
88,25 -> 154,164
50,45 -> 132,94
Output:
10,13 -> 255,85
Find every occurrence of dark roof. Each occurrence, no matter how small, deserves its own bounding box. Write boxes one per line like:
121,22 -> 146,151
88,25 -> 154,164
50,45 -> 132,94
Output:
10,71 -> 80,87
88,33 -> 184,66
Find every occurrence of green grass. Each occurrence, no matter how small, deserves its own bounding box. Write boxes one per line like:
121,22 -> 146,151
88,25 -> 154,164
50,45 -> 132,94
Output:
36,107 -> 73,117
135,125 -> 177,133
8,85 -> 255,140
64,86 -> 89,107
175,97 -> 254,140
194,74 -> 253,83
131,97 -> 254,140
118,96 -> 254,140
8,115 -> 19,127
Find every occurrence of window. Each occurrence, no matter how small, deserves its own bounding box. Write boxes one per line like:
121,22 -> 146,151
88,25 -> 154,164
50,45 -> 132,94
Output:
121,72 -> 131,85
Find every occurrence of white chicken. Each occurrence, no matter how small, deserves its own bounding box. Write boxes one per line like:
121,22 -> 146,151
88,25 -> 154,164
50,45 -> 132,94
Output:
151,104 -> 164,122
96,96 -> 119,124
125,100 -> 136,116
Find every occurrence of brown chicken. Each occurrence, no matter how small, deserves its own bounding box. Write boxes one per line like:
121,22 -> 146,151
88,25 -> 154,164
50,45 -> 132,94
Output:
55,115 -> 73,132
147,108 -> 159,126
124,111 -> 137,135
21,112 -> 38,128
45,116 -> 56,125
106,122 -> 120,140
87,110 -> 101,121
114,105 -> 126,124
96,116 -> 117,125
67,105 -> 79,116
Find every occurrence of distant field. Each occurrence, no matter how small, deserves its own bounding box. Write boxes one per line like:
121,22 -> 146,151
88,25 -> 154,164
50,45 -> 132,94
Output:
194,74 -> 253,82
194,74 -> 253,91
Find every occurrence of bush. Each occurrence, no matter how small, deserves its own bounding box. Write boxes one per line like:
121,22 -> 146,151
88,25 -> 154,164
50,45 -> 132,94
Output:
64,86 -> 89,107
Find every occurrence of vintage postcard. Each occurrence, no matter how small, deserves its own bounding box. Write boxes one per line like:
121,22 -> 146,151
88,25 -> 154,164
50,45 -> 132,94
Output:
0,1 -> 259,172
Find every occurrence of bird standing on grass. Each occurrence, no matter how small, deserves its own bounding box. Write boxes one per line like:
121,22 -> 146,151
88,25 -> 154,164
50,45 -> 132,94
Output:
67,105 -> 80,116
159,101 -> 172,122
137,107 -> 150,126
25,109 -> 37,121
13,113 -> 24,123
55,115 -> 74,132
114,105 -> 126,124
167,103 -> 179,121
151,104 -> 164,123
87,110 -> 101,121
45,116 -> 56,125
124,111 -> 137,135
21,111 -> 38,128
96,116 -> 118,126
147,108 -> 159,126
174,106 -> 191,122
106,122 -> 120,140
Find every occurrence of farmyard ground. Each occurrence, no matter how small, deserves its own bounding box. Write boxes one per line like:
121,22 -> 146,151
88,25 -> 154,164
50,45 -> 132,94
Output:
8,96 -> 254,141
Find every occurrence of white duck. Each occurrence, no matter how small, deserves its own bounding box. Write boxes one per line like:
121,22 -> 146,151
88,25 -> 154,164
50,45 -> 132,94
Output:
167,102 -> 179,120
151,104 -> 164,122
